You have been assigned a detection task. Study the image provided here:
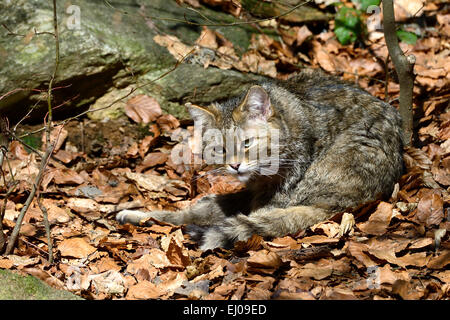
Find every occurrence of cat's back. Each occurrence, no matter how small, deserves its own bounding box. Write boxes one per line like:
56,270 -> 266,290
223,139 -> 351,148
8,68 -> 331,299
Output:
275,69 -> 402,132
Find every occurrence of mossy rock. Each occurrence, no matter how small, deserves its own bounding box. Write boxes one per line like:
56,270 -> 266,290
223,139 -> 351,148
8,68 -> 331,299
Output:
0,0 -> 262,122
0,269 -> 82,300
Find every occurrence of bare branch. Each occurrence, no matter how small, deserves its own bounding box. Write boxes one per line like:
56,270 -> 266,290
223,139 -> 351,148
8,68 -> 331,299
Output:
382,0 -> 416,146
4,0 -> 60,260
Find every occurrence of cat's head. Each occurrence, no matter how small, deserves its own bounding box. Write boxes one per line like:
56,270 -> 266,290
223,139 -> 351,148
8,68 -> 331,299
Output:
186,85 -> 284,183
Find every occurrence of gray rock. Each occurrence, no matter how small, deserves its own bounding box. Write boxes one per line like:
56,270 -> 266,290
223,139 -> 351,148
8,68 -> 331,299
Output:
0,0 -> 266,122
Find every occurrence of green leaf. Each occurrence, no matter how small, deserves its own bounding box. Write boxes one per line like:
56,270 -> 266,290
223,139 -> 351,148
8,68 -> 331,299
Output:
358,0 -> 381,12
334,26 -> 357,45
335,7 -> 361,29
396,30 -> 418,44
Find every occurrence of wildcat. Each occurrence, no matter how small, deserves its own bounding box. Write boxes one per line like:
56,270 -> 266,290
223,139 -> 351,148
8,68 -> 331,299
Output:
117,69 -> 404,250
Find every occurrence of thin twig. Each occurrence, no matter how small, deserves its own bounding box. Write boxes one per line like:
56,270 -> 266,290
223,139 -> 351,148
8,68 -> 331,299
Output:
4,146 -> 53,255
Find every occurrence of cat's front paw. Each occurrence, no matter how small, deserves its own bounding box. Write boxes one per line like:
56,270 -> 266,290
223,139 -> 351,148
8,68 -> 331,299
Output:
116,210 -> 153,226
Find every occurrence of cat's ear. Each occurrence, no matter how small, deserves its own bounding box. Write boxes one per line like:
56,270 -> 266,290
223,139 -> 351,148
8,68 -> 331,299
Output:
185,103 -> 217,126
234,85 -> 273,121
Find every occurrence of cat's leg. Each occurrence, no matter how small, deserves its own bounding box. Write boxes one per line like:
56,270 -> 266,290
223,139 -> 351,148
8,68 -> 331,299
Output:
116,190 -> 252,227
199,205 -> 331,250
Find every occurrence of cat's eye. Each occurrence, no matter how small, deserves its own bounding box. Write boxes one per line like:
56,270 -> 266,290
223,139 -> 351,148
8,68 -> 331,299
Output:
243,138 -> 254,148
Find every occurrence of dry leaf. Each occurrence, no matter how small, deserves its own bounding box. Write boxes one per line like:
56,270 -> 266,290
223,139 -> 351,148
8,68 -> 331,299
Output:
67,198 -> 99,213
377,264 -> 411,285
124,171 -> 167,193
358,202 -> 393,235
6,255 -> 40,267
247,250 -> 283,274
22,267 -> 65,289
298,235 -> 340,245
196,26 -> 218,49
311,220 -> 340,238
427,250 -> 450,269
58,238 -> 96,258
126,280 -> 165,300
141,152 -> 168,168
125,95 -> 162,124
53,149 -> 82,164
416,190 -> 444,227
347,241 -> 377,268
43,124 -> 68,153
157,114 -> 180,133
9,141 -> 29,160
153,34 -> 194,61
51,168 -> 85,185
163,233 -> 191,267
89,270 -> 126,296
0,258 -> 14,269
290,261 -> 333,280
392,279 -> 424,300
323,287 -> 356,300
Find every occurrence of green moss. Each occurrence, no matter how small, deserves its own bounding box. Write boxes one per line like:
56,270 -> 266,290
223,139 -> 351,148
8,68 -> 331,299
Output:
0,269 -> 82,300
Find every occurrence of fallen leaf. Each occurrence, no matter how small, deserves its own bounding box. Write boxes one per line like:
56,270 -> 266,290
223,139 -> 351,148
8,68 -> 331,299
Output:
311,220 -> 340,238
126,252 -> 160,280
89,270 -> 126,296
163,233 -> 191,268
392,279 -> 424,300
53,149 -> 82,164
48,205 -> 71,224
358,202 -> 393,235
377,264 -> 411,285
323,287 -> 356,300
0,258 -> 14,269
347,241 -> 377,268
247,250 -> 283,274
139,134 -> 158,158
58,238 -> 96,258
125,95 -> 162,124
427,250 -> 450,269
157,114 -> 180,133
416,190 -> 444,227
6,255 -> 40,267
91,256 -> 122,274
51,168 -> 85,185
394,0 -> 425,21
154,34 -> 194,61
67,198 -> 99,213
298,235 -> 340,245
140,152 -> 168,168
296,25 -> 313,46
9,141 -> 29,160
196,26 -> 218,49
43,124 -> 68,153
367,238 -> 430,268
23,267 -> 65,289
289,261 -> 333,280
129,249 -> 174,269
124,171 -> 167,193
126,280 -> 165,300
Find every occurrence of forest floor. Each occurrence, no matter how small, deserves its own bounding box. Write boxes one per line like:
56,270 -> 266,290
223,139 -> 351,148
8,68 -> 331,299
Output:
0,0 -> 449,300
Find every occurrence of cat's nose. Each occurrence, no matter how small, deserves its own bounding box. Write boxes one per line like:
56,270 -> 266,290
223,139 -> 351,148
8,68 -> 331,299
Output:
229,163 -> 240,171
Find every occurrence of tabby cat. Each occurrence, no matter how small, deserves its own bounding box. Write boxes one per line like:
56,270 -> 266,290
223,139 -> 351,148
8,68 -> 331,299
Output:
117,69 -> 404,250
